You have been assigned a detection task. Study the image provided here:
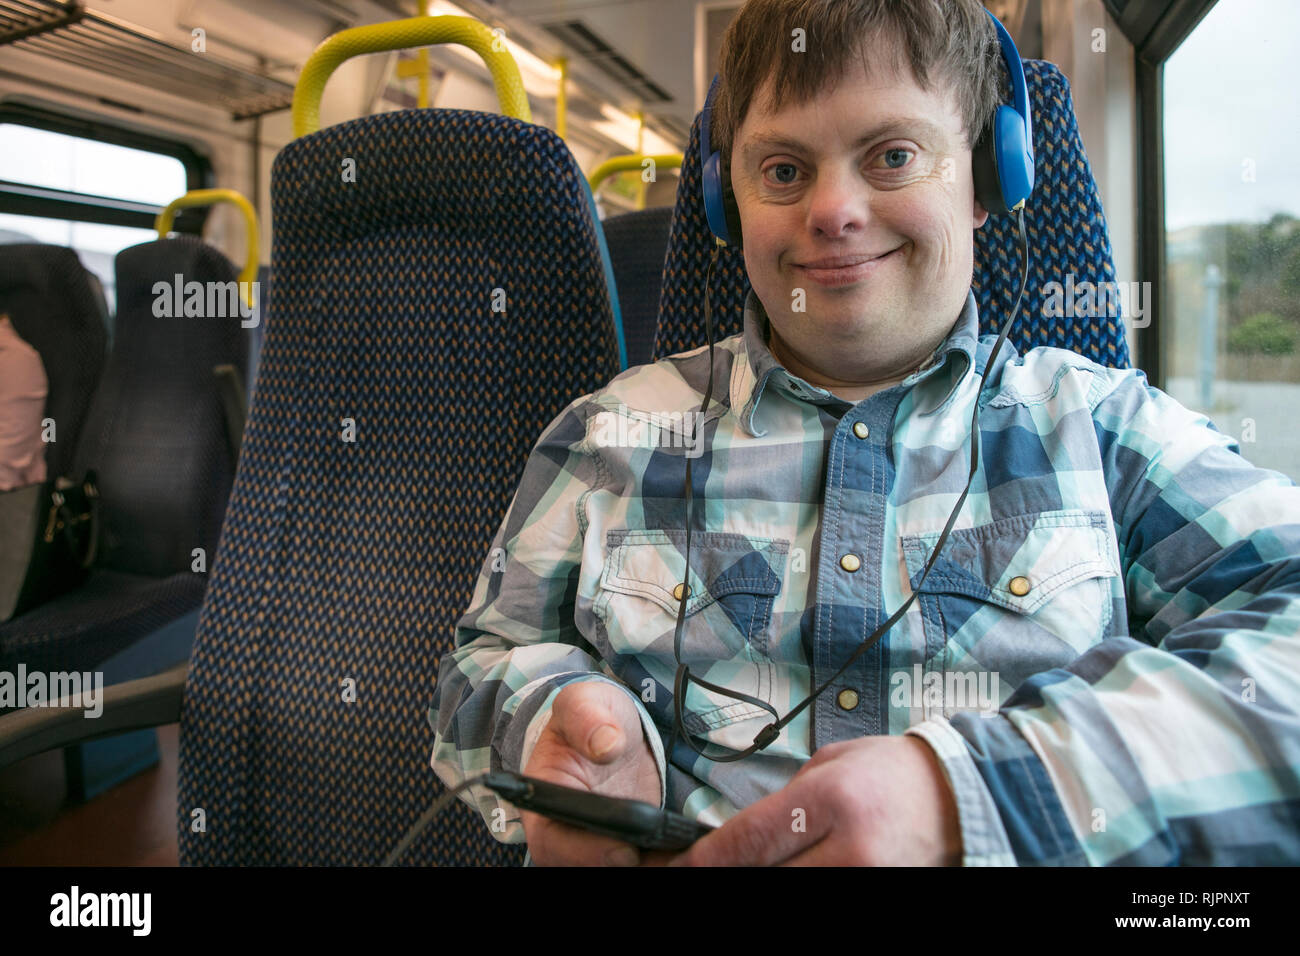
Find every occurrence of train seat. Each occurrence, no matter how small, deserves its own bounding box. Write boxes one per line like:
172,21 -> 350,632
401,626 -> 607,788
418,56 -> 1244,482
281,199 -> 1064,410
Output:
602,205 -> 675,369
0,236 -> 247,797
2,236 -> 247,673
176,107 -> 622,865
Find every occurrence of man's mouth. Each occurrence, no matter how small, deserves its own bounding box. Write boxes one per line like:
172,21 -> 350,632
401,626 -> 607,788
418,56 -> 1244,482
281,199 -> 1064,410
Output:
794,247 -> 902,286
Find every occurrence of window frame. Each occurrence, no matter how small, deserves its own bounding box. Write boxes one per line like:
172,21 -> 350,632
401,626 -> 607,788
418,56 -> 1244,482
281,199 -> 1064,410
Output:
1102,0 -> 1220,387
0,103 -> 213,237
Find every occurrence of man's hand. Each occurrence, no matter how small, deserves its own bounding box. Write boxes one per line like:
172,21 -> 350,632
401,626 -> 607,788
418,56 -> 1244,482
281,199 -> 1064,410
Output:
669,735 -> 961,866
520,681 -> 661,866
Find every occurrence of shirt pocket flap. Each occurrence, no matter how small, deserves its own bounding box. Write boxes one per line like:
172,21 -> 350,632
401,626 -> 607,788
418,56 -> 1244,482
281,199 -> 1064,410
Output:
601,529 -> 785,618
900,509 -> 1117,614
597,530 -> 787,737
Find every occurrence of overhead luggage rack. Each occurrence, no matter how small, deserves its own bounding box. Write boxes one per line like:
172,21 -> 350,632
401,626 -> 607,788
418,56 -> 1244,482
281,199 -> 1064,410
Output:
0,0 -> 295,119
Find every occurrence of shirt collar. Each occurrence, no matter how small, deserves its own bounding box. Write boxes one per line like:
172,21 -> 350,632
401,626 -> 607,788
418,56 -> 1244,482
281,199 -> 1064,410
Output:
730,289 -> 979,437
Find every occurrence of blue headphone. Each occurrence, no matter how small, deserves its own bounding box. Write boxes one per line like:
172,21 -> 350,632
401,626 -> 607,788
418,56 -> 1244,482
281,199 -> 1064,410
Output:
700,7 -> 1035,248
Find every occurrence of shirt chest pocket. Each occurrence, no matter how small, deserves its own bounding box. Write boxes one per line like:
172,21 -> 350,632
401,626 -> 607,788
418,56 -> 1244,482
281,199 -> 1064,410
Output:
595,529 -> 787,734
900,509 -> 1120,684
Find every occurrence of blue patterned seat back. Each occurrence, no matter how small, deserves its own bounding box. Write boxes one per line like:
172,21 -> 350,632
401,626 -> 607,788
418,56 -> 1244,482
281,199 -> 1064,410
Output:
604,206 -> 675,368
655,60 -> 1131,369
177,110 -> 622,865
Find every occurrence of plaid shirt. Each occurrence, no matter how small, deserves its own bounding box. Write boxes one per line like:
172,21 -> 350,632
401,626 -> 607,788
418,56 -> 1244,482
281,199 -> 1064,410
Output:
430,289 -> 1300,865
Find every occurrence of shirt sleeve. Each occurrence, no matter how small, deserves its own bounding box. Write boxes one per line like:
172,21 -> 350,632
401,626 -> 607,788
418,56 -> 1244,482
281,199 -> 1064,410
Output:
940,365 -> 1300,865
428,395 -> 667,844
904,717 -> 1019,866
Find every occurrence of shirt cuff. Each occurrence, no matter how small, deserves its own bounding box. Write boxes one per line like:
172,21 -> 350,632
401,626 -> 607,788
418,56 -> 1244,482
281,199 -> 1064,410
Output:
905,717 -> 1018,866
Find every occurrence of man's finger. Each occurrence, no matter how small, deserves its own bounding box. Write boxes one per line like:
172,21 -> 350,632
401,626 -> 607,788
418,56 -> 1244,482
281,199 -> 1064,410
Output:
638,848 -> 678,867
523,810 -> 642,867
669,782 -> 831,866
778,837 -> 837,867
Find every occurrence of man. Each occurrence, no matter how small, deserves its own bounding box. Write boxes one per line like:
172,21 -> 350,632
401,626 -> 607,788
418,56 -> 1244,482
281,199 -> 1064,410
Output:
431,0 -> 1300,865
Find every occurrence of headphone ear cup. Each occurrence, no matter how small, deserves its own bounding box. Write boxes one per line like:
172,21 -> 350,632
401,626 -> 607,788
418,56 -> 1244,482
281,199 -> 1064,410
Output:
972,122 -> 1007,215
992,103 -> 1034,210
721,166 -> 743,249
702,149 -> 736,245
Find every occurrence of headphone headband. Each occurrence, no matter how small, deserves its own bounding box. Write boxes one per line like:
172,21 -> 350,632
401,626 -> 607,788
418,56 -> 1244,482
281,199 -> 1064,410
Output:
988,11 -> 1032,144
981,8 -> 1035,212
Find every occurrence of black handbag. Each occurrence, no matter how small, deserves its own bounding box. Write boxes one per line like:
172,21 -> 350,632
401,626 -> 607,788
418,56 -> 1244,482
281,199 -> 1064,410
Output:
0,470 -> 99,622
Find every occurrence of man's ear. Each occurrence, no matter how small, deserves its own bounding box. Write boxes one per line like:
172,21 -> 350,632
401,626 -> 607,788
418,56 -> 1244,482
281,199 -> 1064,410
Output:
974,199 -> 991,231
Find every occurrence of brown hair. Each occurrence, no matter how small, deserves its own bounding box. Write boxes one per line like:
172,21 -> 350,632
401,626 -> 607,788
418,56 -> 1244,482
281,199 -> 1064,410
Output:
712,0 -> 1004,170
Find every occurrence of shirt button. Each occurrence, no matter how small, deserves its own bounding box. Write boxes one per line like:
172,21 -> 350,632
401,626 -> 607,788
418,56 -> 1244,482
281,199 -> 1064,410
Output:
837,689 -> 860,710
839,553 -> 861,572
673,582 -> 691,601
852,422 -> 869,440
1008,575 -> 1031,596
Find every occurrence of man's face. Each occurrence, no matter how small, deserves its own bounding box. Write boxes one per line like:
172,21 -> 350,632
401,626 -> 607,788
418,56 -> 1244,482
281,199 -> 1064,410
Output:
730,54 -> 990,386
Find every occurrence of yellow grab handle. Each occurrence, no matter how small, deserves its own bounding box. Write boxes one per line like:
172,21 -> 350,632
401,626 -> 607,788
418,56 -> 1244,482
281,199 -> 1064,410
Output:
155,189 -> 259,305
588,154 -> 684,192
293,15 -> 531,137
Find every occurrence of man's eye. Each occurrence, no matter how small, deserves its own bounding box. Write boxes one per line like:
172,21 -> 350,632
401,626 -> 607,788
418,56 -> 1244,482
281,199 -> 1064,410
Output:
766,163 -> 799,184
880,148 -> 914,169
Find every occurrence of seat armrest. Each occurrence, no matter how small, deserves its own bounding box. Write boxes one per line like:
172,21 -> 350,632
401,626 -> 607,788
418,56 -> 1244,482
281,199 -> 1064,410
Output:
0,661 -> 188,770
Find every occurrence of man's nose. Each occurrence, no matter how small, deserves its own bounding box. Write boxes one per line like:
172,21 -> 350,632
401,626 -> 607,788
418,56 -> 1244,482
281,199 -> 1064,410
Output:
806,166 -> 869,238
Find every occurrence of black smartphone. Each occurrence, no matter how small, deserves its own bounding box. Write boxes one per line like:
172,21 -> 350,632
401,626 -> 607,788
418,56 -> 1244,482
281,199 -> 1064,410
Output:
479,770 -> 714,851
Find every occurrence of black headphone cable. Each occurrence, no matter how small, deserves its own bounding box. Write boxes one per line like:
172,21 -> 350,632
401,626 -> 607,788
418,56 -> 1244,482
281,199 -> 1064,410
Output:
669,208 -> 1031,763
382,773 -> 491,866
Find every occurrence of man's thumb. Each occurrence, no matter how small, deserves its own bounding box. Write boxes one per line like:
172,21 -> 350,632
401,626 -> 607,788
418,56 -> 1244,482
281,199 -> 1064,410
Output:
555,683 -> 629,763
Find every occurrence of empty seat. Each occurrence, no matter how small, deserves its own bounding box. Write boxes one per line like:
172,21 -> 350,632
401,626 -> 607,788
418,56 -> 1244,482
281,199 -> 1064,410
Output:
177,106 -> 622,866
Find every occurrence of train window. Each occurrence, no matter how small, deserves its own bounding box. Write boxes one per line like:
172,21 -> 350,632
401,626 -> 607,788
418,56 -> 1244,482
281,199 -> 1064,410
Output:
1162,0 -> 1299,481
0,123 -> 187,206
0,118 -> 198,312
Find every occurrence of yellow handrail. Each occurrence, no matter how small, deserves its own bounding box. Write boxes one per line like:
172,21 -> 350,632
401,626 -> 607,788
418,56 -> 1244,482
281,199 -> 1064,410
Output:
556,56 -> 568,140
155,188 -> 259,305
293,15 -> 530,138
588,153 -> 684,194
